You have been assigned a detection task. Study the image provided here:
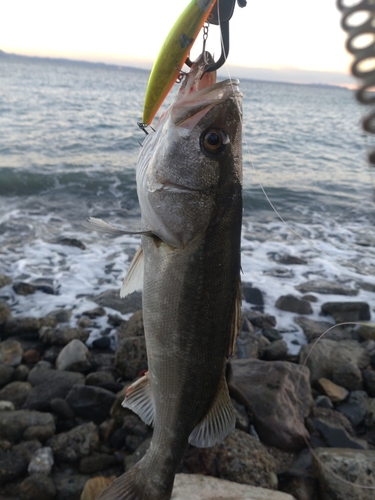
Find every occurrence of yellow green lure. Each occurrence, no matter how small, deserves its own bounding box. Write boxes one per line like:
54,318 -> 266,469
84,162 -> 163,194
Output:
142,0 -> 216,125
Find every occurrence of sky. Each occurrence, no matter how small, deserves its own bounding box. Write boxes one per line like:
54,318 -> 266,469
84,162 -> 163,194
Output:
0,0 -> 356,86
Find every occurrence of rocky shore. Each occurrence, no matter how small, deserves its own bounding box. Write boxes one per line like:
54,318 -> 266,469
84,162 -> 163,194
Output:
0,271 -> 375,500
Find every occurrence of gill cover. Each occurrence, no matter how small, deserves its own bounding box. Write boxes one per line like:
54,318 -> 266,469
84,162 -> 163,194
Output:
142,0 -> 216,125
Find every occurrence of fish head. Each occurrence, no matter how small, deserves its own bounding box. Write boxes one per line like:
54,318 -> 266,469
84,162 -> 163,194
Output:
137,54 -> 243,248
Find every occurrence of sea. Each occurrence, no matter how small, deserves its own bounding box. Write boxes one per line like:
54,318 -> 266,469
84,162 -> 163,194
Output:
1,56 -> 374,354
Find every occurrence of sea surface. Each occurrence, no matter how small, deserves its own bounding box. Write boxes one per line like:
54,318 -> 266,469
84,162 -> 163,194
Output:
1,56 -> 374,353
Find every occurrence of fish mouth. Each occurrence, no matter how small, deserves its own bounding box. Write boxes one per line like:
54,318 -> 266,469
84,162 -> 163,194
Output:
170,52 -> 241,129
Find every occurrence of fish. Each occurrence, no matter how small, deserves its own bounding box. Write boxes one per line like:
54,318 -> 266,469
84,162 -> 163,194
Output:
98,53 -> 243,500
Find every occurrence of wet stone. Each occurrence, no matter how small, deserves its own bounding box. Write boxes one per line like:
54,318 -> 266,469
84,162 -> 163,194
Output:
296,279 -> 359,295
0,364 -> 14,388
55,339 -> 91,372
262,328 -> 283,342
275,295 -> 313,315
82,306 -> 106,318
66,384 -> 116,424
0,275 -> 12,289
261,339 -> 288,361
0,339 -> 23,366
294,316 -> 352,342
40,326 -> 89,346
0,301 -> 11,323
312,418 -> 367,449
315,395 -> 334,409
0,381 -> 33,409
13,282 -> 37,296
50,398 -> 76,420
47,422 -> 99,463
92,336 -> 111,350
3,317 -> 57,340
336,390 -> 368,426
242,311 -> 276,329
242,283 -> 264,306
56,237 -> 86,250
0,449 -> 28,484
321,301 -> 371,323
0,410 -> 55,443
19,473 -> 56,500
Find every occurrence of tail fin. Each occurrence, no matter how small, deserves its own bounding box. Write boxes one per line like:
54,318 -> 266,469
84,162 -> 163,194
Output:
96,464 -> 173,500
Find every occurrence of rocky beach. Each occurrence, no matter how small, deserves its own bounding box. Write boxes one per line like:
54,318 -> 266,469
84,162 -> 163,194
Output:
1,265 -> 375,500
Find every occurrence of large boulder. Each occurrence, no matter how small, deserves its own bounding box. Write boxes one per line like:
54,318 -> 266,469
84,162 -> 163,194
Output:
313,448 -> 375,500
229,359 -> 313,451
321,301 -> 370,323
299,339 -> 370,389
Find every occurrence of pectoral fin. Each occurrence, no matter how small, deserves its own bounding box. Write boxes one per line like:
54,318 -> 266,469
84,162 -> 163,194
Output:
83,217 -> 153,237
120,246 -> 144,298
122,372 -> 155,427
188,375 -> 235,448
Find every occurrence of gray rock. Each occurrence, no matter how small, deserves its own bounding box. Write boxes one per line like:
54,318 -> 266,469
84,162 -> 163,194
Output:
47,309 -> 73,324
313,418 -> 367,449
0,410 -> 55,443
66,384 -> 116,424
261,339 -> 288,361
23,424 -> 55,442
79,453 -> 117,474
56,339 -> 91,372
0,301 -> 11,324
229,359 -> 313,451
81,306 -> 106,318
321,301 -> 371,323
115,336 -> 147,380
0,339 -> 23,366
294,316 -> 353,342
0,449 -> 28,484
50,398 -> 75,420
13,440 -> 43,462
89,352 -> 116,374
363,368 -> 375,397
52,472 -> 90,500
0,274 -> 12,288
56,237 -> 86,250
86,371 -> 116,387
3,317 -> 57,339
92,336 -> 111,350
357,324 -> 375,341
235,331 -> 270,359
332,363 -> 363,392
336,390 -> 368,426
116,310 -> 144,341
0,400 -> 15,411
262,328 -> 283,342
42,345 -> 63,364
25,368 -> 84,411
13,282 -> 38,295
0,363 -> 14,388
275,295 -> 313,315
244,311 -> 276,329
28,447 -> 54,475
172,473 -> 295,500
296,279 -> 358,295
92,289 -> 142,314
123,414 -> 150,438
313,448 -> 375,500
271,254 -> 307,265
40,326 -> 89,346
242,283 -> 264,306
19,473 -> 56,500
315,395 -> 334,409
311,406 -> 354,436
0,381 -> 33,409
299,339 -> 370,386
47,422 -> 99,462
181,429 -> 278,489
13,364 -> 30,382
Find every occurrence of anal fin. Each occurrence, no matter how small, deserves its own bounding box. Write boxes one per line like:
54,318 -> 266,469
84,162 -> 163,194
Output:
122,372 -> 155,426
120,245 -> 144,298
188,375 -> 235,448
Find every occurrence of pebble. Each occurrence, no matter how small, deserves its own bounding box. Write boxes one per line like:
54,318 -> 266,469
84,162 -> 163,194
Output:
317,377 -> 349,403
19,473 -> 56,500
56,339 -> 91,372
28,447 -> 54,475
0,339 -> 23,366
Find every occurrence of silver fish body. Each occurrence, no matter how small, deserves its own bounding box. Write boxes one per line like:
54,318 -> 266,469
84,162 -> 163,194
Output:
99,61 -> 243,500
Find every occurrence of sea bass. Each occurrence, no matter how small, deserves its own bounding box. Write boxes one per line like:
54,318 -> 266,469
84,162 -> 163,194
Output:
98,55 -> 243,500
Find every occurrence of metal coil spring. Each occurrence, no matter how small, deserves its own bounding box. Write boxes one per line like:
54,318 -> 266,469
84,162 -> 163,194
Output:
337,0 -> 375,164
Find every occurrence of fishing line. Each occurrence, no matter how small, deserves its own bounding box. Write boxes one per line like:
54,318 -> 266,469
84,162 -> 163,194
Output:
214,3 -> 375,492
214,5 -> 373,279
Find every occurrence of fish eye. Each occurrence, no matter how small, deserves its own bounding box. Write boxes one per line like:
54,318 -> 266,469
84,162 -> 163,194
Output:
200,128 -> 228,156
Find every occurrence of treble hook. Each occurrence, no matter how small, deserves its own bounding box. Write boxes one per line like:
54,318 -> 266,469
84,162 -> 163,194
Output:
202,0 -> 247,74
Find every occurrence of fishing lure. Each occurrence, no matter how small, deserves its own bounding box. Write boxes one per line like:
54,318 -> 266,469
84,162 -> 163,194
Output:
142,0 -> 247,125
